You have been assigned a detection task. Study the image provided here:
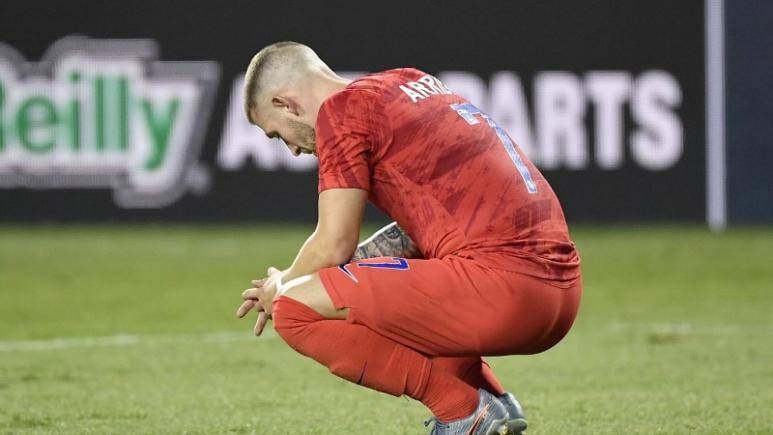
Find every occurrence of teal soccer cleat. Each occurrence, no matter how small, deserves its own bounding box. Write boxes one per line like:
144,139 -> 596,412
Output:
425,389 -> 525,435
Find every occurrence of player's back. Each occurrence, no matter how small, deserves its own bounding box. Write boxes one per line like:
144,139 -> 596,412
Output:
317,68 -> 580,282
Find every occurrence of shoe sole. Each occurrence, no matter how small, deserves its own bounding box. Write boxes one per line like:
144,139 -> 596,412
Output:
483,417 -> 528,435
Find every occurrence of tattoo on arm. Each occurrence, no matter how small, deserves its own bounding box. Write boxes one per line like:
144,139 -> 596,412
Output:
351,222 -> 422,261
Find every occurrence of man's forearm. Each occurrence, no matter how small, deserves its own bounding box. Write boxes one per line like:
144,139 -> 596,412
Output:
284,231 -> 354,281
283,222 -> 420,282
351,222 -> 422,260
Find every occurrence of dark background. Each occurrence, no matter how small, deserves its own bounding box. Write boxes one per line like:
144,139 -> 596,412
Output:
0,0 -> 707,223
726,0 -> 773,223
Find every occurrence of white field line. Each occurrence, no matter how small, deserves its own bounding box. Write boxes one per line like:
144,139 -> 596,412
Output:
1,322 -> 770,353
0,330 -> 276,352
608,322 -> 773,336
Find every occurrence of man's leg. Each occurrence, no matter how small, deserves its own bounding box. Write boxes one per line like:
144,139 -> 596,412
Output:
272,256 -> 580,422
273,276 -> 479,422
315,256 -> 581,358
432,357 -> 506,396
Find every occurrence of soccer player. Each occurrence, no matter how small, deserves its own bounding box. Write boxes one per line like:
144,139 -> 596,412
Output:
236,42 -> 582,435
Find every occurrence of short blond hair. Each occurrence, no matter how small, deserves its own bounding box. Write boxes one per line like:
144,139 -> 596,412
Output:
243,41 -> 315,122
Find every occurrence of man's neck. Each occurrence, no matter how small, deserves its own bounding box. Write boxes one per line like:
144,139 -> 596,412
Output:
310,75 -> 352,123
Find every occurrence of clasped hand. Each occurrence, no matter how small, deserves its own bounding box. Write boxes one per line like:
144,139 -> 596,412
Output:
236,266 -> 283,336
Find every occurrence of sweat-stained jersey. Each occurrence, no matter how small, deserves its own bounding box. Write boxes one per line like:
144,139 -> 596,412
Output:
315,68 -> 580,282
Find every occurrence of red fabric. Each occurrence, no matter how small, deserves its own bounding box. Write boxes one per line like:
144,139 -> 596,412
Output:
315,68 -> 581,282
320,255 -> 582,357
272,295 -> 478,421
432,357 -> 507,397
306,69 -> 584,420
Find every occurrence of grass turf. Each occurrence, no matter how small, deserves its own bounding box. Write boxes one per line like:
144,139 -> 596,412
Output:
0,225 -> 771,434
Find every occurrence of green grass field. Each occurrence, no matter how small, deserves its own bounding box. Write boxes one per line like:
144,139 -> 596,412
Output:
1,225 -> 772,434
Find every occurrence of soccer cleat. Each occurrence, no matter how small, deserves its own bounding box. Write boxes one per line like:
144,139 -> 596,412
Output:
498,392 -> 528,434
424,389 -> 524,435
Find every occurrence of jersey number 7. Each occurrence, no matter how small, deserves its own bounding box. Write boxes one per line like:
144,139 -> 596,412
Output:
450,103 -> 538,194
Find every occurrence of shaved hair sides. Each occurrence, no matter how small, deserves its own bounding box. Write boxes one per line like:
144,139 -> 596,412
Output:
243,41 -> 322,122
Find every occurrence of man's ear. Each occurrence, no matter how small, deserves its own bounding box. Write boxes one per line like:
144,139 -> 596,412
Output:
272,96 -> 300,116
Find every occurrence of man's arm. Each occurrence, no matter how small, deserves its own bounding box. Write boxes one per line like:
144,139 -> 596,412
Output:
282,188 -> 368,281
351,222 -> 422,260
237,188 -> 366,334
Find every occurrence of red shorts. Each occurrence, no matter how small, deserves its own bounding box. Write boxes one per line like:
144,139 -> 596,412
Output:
319,254 -> 581,357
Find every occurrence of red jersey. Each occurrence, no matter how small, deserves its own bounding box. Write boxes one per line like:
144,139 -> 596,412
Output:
315,68 -> 580,282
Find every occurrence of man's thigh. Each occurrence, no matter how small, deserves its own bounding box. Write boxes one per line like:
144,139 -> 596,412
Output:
278,273 -> 349,320
318,255 -> 572,357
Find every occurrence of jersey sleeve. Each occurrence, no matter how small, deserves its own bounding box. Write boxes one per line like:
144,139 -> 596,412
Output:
315,89 -> 386,193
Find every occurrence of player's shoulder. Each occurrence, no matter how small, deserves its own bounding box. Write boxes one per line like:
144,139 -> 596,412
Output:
356,67 -> 428,84
319,68 -> 432,120
344,68 -> 428,96
320,68 -> 419,114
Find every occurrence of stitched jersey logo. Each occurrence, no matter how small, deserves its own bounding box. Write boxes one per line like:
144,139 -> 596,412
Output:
337,263 -> 359,283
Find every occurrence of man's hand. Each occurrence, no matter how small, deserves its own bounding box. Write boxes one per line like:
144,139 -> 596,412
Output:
235,189 -> 367,335
236,266 -> 283,336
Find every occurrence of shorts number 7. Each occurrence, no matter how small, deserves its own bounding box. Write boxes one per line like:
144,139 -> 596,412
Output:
450,102 -> 537,194
356,257 -> 410,270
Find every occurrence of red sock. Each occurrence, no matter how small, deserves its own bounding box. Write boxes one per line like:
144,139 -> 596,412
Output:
432,357 -> 507,396
272,296 -> 478,421
421,362 -> 478,422
477,360 -> 507,396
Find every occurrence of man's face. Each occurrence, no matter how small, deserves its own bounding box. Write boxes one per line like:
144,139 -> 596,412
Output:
251,105 -> 317,157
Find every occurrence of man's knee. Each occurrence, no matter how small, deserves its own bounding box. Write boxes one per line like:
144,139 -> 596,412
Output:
279,272 -> 347,319
272,296 -> 324,355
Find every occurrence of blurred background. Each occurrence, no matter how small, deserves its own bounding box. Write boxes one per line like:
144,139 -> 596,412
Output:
3,0 -> 771,225
1,1 -> 771,434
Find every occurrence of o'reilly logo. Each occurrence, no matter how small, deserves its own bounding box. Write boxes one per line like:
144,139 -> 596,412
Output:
0,36 -> 219,208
